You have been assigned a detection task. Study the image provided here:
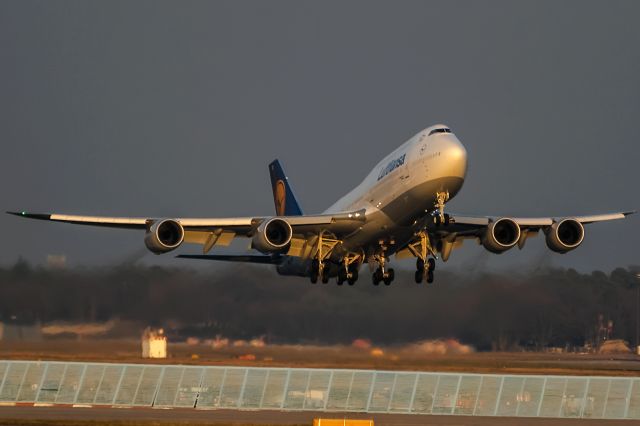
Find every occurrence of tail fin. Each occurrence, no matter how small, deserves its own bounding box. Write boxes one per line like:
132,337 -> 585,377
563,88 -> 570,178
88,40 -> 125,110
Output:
268,159 -> 303,216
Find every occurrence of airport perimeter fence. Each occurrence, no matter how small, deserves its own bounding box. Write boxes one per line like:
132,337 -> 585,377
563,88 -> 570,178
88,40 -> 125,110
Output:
0,360 -> 639,420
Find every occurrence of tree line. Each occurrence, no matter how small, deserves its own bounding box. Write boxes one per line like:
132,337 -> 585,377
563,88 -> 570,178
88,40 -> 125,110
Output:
1,259 -> 639,351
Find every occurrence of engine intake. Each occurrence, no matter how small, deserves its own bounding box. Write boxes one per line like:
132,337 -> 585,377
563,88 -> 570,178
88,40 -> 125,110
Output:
545,219 -> 584,253
252,218 -> 292,254
144,219 -> 185,254
481,218 -> 521,253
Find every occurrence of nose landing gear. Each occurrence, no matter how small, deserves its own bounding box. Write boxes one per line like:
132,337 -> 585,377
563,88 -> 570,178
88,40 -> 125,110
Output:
434,191 -> 450,226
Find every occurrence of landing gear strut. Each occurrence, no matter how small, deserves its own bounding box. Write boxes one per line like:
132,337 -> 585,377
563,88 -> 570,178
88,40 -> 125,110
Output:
309,231 -> 339,284
433,191 -> 450,225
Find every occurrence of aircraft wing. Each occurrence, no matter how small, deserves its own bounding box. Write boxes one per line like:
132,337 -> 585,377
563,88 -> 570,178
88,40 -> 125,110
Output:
397,211 -> 634,261
448,211 -> 634,230
7,209 -> 366,254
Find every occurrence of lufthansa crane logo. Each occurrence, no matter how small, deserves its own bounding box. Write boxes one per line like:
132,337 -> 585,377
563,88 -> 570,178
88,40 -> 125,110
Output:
275,180 -> 286,216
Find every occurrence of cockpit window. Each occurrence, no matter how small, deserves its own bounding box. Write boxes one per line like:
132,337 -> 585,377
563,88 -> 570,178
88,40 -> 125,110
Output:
428,128 -> 451,136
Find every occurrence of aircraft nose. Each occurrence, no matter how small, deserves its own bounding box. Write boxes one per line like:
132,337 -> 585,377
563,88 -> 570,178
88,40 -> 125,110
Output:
443,136 -> 468,179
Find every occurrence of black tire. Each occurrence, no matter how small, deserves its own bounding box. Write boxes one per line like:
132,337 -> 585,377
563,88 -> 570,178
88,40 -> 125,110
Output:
321,272 -> 329,284
414,270 -> 423,284
352,268 -> 359,280
383,269 -> 392,285
427,258 -> 436,272
310,273 -> 318,284
347,268 -> 358,285
416,258 -> 425,271
426,270 -> 434,284
388,268 -> 395,281
337,269 -> 346,284
444,214 -> 450,226
372,270 -> 381,286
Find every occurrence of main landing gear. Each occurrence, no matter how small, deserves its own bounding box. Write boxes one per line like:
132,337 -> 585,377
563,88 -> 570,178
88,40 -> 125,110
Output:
371,253 -> 395,286
309,232 -> 339,284
407,230 -> 438,284
337,253 -> 361,286
415,257 -> 435,284
309,232 -> 362,286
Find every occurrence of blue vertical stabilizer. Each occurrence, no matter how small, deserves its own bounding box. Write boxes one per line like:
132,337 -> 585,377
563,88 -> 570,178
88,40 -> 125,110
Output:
268,160 -> 303,216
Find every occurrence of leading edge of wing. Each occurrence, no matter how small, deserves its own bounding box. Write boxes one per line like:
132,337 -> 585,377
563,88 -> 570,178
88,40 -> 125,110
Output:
451,211 -> 635,227
7,208 -> 366,229
7,211 -> 148,229
176,254 -> 283,264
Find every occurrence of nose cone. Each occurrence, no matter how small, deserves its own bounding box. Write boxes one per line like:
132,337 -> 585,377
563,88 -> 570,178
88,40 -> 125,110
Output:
442,136 -> 468,179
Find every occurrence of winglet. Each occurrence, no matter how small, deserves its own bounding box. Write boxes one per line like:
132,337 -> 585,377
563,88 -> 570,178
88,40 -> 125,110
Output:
7,211 -> 52,220
268,160 -> 303,216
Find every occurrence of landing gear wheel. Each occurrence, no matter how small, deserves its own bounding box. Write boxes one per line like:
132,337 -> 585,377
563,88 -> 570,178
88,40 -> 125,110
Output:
321,271 -> 329,284
337,269 -> 346,286
310,259 -> 319,284
415,270 -> 423,284
426,270 -> 434,284
383,268 -> 394,286
417,258 -> 425,271
427,257 -> 436,271
372,269 -> 382,286
347,268 -> 358,286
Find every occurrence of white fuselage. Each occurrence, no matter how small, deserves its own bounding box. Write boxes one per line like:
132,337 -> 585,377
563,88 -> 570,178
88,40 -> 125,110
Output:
277,125 -> 468,276
326,124 -> 467,235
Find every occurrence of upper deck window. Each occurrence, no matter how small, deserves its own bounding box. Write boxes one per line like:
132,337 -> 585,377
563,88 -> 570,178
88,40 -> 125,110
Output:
428,128 -> 451,136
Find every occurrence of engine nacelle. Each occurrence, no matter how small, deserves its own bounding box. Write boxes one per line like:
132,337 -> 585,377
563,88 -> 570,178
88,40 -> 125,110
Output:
481,218 -> 521,253
144,219 -> 185,254
545,218 -> 584,253
252,218 -> 292,254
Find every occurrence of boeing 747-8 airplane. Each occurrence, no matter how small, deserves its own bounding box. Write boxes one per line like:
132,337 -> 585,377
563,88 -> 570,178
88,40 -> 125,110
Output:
9,125 -> 634,285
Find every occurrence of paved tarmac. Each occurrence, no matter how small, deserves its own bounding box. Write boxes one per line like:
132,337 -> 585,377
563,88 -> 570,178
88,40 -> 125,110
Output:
0,406 -> 635,426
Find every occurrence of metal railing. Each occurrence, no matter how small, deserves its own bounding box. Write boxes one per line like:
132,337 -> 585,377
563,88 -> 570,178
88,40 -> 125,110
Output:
0,360 -> 638,419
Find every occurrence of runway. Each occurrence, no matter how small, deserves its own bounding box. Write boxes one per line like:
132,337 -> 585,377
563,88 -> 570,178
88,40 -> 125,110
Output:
0,406 -> 634,426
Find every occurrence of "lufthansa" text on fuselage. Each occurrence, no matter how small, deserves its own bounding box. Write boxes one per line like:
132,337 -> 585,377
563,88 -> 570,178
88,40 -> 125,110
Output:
377,153 -> 406,181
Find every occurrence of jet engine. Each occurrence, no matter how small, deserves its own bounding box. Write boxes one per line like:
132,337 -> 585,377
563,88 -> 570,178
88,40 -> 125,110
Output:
144,219 -> 185,254
252,218 -> 293,254
545,219 -> 584,253
481,218 -> 521,253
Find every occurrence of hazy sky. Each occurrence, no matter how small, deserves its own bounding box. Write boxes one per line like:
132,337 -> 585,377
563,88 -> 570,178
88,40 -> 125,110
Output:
1,1 -> 638,272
